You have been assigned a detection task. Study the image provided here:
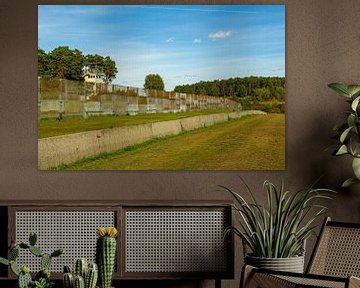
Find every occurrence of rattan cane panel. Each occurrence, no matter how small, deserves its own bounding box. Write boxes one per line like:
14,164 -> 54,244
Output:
277,275 -> 345,288
15,211 -> 115,272
310,226 -> 360,277
125,210 -> 227,273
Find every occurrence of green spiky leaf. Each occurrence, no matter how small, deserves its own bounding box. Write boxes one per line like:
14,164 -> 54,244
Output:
220,179 -> 335,258
328,83 -> 352,97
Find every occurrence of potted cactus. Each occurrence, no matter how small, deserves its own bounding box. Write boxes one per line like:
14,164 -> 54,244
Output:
63,258 -> 98,288
96,227 -> 118,288
0,232 -> 63,288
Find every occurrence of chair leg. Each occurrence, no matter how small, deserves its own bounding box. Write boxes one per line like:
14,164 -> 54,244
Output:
240,265 -> 255,288
215,278 -> 221,288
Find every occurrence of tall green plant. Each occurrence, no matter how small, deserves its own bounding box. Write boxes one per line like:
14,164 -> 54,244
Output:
96,227 -> 117,288
222,180 -> 334,258
328,83 -> 360,187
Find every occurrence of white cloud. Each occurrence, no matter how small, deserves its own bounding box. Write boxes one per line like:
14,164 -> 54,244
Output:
208,30 -> 232,39
193,38 -> 201,44
165,37 -> 174,43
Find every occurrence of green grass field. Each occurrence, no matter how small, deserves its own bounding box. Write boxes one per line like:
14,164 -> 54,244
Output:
55,114 -> 285,170
38,109 -> 235,138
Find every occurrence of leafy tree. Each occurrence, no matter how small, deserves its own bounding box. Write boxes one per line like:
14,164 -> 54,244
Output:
84,54 -> 118,84
48,46 -> 85,80
144,74 -> 165,91
38,47 -> 118,83
174,76 -> 285,101
38,49 -> 50,77
102,56 -> 118,84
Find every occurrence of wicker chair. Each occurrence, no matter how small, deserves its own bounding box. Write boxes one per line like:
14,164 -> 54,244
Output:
241,217 -> 360,288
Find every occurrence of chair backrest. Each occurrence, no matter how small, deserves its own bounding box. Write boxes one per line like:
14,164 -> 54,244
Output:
307,217 -> 360,277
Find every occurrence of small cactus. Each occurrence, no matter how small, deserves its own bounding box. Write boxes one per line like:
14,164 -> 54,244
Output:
41,253 -> 52,270
74,258 -> 88,279
63,272 -> 74,288
85,263 -> 98,288
18,268 -> 32,288
63,259 -> 98,288
74,275 -> 85,288
0,232 -> 63,288
96,227 -> 118,288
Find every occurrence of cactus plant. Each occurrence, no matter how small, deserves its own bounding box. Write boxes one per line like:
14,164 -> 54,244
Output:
63,272 -> 74,288
74,258 -> 88,280
0,232 -> 63,288
85,262 -> 98,288
73,275 -> 85,288
96,227 -> 118,288
19,268 -> 32,288
62,259 -> 98,288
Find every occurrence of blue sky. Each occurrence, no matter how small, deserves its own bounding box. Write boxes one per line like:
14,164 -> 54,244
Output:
38,5 -> 285,91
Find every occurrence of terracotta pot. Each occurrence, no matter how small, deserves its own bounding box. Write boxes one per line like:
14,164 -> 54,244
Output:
245,254 -> 305,273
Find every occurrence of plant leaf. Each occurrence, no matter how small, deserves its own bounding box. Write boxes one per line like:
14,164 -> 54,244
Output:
347,85 -> 360,97
336,145 -> 348,155
351,96 -> 360,111
342,177 -> 360,188
352,157 -> 360,179
328,83 -> 352,97
340,126 -> 353,143
348,114 -> 356,128
0,257 -> 9,266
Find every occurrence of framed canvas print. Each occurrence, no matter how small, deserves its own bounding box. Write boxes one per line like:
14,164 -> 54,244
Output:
37,4 -> 285,170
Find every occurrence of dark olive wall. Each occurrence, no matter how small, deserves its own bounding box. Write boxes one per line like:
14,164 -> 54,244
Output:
1,0 -> 360,287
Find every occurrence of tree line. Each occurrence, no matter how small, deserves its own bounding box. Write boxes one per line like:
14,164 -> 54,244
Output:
174,76 -> 285,102
38,46 -> 118,84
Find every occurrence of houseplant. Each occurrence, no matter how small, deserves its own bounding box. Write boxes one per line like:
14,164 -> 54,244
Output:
221,179 -> 334,272
328,82 -> 360,187
62,258 -> 98,288
96,227 -> 118,288
0,232 -> 63,288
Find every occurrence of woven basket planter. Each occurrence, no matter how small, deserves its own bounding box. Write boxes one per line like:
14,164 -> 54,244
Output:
245,254 -> 305,273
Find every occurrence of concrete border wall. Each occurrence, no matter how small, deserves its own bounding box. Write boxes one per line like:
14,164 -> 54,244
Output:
38,111 -> 266,169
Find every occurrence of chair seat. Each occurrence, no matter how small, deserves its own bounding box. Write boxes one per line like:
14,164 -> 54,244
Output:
277,274 -> 346,288
243,265 -> 360,288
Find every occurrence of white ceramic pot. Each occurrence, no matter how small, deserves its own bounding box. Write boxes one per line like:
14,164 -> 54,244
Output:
245,254 -> 305,273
